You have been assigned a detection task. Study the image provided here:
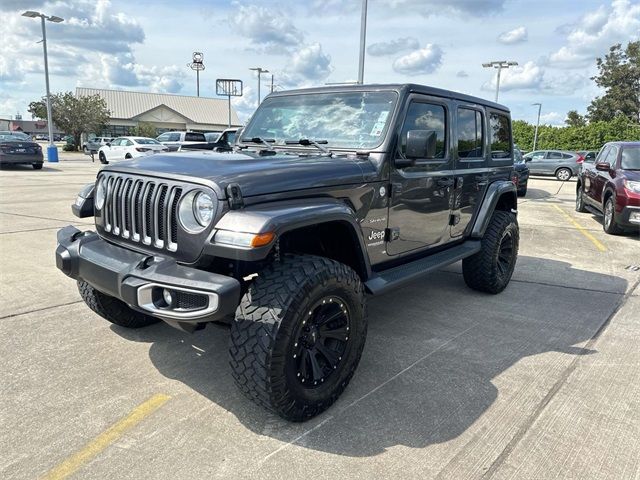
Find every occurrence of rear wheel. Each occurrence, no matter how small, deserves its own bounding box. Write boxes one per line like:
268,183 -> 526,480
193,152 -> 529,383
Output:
125,153 -> 132,159
575,184 -> 587,212
229,254 -> 367,421
78,280 -> 160,328
556,168 -> 572,181
517,184 -> 527,197
32,163 -> 43,170
463,211 -> 519,294
603,196 -> 623,235
98,152 -> 108,164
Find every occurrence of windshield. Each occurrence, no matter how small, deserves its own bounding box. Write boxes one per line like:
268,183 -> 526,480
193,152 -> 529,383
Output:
621,146 -> 640,170
242,91 -> 398,150
0,132 -> 31,142
134,138 -> 161,145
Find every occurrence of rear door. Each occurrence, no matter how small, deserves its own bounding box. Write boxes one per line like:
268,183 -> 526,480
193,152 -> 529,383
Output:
450,103 -> 488,237
544,151 -> 564,174
526,151 -> 546,173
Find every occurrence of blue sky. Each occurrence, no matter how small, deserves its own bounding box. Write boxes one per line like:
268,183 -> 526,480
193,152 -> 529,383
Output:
1,0 -> 638,124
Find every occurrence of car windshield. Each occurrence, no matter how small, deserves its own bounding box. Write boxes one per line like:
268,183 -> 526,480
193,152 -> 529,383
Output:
134,138 -> 161,145
0,132 -> 30,142
621,146 -> 640,170
242,91 -> 398,150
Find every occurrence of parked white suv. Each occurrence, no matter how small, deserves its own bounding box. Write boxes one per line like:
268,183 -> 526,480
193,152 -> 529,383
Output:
97,137 -> 168,164
156,131 -> 207,151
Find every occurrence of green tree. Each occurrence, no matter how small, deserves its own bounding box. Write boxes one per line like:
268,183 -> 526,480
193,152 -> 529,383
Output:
587,41 -> 640,123
28,92 -> 110,150
132,121 -> 158,138
565,110 -> 586,127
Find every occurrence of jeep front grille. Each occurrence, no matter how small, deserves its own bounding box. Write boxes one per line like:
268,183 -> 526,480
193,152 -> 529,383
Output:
101,174 -> 183,252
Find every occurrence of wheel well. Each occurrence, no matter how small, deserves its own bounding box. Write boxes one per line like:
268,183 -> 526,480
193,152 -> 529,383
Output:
278,221 -> 368,280
555,166 -> 571,174
495,191 -> 516,212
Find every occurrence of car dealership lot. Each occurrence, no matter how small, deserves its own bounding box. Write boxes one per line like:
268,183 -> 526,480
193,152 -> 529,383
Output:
1,164 -> 638,479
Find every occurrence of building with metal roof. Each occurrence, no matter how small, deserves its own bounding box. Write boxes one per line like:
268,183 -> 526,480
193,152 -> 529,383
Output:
76,87 -> 242,137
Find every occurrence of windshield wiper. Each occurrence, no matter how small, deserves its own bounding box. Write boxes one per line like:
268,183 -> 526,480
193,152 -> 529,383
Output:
285,138 -> 332,156
241,137 -> 275,151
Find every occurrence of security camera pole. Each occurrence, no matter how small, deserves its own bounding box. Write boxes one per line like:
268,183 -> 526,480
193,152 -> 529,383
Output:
482,60 -> 518,102
22,10 -> 64,162
532,102 -> 542,151
188,52 -> 205,97
249,67 -> 269,107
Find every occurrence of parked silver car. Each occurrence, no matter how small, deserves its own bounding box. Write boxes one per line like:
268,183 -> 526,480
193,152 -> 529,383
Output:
522,150 -> 582,181
156,131 -> 207,152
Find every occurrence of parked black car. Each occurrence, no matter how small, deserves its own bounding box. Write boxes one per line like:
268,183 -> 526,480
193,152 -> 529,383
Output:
0,131 -> 43,169
56,84 -> 519,421
513,145 -> 529,197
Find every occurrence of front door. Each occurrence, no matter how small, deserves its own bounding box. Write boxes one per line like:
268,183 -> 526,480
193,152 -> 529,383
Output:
526,150 -> 546,174
387,96 -> 453,256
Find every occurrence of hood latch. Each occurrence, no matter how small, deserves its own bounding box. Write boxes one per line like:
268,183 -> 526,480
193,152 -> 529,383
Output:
226,183 -> 244,210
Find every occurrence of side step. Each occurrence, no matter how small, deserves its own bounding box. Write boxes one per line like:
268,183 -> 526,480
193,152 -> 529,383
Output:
365,240 -> 481,295
584,204 -> 602,217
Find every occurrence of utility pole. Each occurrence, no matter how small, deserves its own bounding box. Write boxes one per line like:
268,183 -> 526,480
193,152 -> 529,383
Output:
249,67 -> 269,107
358,0 -> 368,84
482,60 -> 518,102
270,74 -> 274,94
22,10 -> 63,162
187,52 -> 205,97
532,103 -> 542,151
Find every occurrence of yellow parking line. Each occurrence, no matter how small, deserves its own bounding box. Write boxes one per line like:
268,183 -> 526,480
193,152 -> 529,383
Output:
551,205 -> 606,252
42,393 -> 171,480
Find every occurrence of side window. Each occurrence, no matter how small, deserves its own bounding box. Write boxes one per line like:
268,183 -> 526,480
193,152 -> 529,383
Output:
157,133 -> 169,142
399,101 -> 446,158
489,113 -> 511,159
606,146 -> 619,166
457,108 -> 484,158
111,138 -> 122,146
169,133 -> 181,142
547,151 -> 563,160
124,139 -> 133,146
562,153 -> 573,159
596,146 -> 610,163
185,132 -> 206,142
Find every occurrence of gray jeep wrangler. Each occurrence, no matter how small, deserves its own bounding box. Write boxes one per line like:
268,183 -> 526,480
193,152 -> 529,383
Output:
57,84 -> 519,421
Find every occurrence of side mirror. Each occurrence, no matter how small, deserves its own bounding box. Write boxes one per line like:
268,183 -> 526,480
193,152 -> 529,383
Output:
406,130 -> 437,159
595,162 -> 610,171
105,142 -> 111,147
524,157 -> 531,162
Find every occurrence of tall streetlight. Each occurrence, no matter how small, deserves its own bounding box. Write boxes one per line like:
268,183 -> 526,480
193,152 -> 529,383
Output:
249,67 -> 269,107
358,0 -> 368,84
482,60 -> 518,103
187,52 -> 205,97
22,10 -> 63,163
532,103 -> 542,151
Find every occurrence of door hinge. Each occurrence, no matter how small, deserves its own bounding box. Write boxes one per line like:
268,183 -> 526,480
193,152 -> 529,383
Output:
449,214 -> 460,226
386,227 -> 400,242
226,183 -> 244,210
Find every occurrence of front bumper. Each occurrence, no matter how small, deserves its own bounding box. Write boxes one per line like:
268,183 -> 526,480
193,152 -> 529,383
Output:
55,226 -> 241,329
618,205 -> 640,227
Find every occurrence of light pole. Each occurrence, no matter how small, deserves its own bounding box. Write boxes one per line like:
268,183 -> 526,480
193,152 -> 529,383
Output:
358,0 -> 368,84
532,102 -> 542,151
482,60 -> 518,103
187,52 -> 205,97
22,10 -> 63,162
249,67 -> 269,107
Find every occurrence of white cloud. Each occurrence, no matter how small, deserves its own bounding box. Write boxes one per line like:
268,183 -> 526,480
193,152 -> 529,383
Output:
380,0 -> 505,16
456,70 -> 469,78
288,43 -> 333,81
539,112 -> 565,126
549,0 -> 640,68
368,37 -> 420,56
498,26 -> 528,44
483,61 -> 544,92
392,45 -> 443,75
229,3 -> 304,53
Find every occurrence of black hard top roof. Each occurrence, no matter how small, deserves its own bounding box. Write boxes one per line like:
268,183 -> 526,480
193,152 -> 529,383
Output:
268,83 -> 510,113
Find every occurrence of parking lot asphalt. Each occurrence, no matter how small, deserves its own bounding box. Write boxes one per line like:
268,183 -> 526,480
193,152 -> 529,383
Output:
1,161 -> 639,480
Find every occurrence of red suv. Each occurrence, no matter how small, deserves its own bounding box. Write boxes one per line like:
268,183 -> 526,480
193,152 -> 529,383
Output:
576,141 -> 640,234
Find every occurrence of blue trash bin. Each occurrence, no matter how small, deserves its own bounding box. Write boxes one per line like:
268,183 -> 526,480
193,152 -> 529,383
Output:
47,145 -> 59,163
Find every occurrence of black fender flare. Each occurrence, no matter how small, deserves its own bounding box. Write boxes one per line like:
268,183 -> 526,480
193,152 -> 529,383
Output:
470,181 -> 517,238
205,198 -> 372,277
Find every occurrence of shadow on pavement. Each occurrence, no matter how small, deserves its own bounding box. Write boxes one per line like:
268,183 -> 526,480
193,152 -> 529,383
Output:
111,255 -> 626,457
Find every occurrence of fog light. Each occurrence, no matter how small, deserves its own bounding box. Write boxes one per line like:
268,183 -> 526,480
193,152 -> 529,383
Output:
629,211 -> 640,224
162,289 -> 174,307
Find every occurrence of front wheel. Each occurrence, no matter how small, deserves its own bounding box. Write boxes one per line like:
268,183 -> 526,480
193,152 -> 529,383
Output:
229,255 -> 367,421
462,211 -> 519,294
98,152 -> 108,164
603,196 -> 623,235
517,185 -> 527,197
556,168 -> 572,181
575,185 -> 587,212
32,163 -> 43,170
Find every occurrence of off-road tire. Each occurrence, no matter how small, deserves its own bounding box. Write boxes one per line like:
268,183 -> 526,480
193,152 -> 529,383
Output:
99,152 -> 108,164
462,210 -> 519,294
78,280 -> 160,328
555,168 -> 572,181
229,254 -> 367,421
575,184 -> 587,212
603,196 -> 623,235
32,163 -> 43,170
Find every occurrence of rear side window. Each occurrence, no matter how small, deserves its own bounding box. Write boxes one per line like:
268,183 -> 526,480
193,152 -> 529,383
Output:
489,113 -> 511,159
457,108 -> 483,158
399,101 -> 446,158
548,151 -> 563,159
562,153 -> 573,159
185,132 -> 206,142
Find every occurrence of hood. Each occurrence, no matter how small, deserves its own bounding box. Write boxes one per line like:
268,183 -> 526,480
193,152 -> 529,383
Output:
622,169 -> 640,182
107,150 -> 376,198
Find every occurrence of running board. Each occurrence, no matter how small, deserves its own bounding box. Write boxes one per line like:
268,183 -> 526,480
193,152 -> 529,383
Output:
365,240 -> 481,295
584,204 -> 602,217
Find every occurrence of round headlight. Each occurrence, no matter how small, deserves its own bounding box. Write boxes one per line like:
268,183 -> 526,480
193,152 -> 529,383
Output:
194,192 -> 214,226
178,190 -> 216,233
95,177 -> 106,210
